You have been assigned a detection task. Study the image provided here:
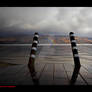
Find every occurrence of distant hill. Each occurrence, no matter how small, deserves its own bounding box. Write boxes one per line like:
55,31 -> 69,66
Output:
0,34 -> 92,44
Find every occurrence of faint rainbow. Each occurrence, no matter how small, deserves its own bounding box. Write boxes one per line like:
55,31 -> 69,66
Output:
48,37 -> 56,44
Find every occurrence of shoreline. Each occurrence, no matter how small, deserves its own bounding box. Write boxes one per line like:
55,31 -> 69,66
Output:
0,44 -> 92,46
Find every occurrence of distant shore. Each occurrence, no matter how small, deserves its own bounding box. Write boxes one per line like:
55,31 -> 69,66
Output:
0,44 -> 92,46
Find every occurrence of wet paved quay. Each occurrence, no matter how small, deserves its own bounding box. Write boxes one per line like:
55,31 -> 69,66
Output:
0,45 -> 92,85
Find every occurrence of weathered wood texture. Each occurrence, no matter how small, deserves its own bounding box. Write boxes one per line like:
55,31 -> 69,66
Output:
0,45 -> 92,85
0,62 -> 91,85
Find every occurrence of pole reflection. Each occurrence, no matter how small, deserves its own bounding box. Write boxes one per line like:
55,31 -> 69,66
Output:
28,32 -> 40,85
28,58 -> 39,85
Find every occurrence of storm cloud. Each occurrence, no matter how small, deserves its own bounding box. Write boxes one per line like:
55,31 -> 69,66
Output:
0,7 -> 92,37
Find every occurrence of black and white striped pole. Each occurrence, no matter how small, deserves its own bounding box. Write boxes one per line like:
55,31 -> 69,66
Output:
28,32 -> 39,85
69,32 -> 81,85
33,32 -> 39,42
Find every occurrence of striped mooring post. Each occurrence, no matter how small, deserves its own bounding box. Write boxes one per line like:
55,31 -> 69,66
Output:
69,32 -> 81,84
28,32 -> 39,85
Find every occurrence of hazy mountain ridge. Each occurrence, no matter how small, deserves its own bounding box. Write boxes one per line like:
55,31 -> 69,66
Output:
0,35 -> 92,44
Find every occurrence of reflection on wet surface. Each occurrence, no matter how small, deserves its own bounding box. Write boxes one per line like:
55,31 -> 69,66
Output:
0,45 -> 92,85
28,61 -> 39,85
0,45 -> 92,63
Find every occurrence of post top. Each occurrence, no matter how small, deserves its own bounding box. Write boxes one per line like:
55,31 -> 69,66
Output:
69,32 -> 74,35
34,32 -> 39,35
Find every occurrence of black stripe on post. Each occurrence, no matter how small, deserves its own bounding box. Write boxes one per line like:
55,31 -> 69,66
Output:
69,32 -> 81,85
28,32 -> 39,85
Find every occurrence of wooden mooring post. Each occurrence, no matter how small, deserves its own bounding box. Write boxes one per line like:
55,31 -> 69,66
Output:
69,32 -> 81,85
28,32 -> 39,85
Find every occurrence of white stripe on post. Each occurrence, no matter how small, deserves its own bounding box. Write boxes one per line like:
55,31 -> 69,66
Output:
34,35 -> 39,38
71,40 -> 76,43
33,41 -> 38,44
73,47 -> 77,50
74,54 -> 79,57
31,54 -> 36,59
70,34 -> 74,37
31,47 -> 37,51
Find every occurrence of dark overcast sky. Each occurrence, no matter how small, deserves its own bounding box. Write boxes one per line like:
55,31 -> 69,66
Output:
0,7 -> 92,37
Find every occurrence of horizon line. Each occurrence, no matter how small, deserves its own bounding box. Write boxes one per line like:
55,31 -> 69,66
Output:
0,44 -> 92,46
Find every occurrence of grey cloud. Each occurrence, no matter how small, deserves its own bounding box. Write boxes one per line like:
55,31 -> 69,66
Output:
0,7 -> 92,37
